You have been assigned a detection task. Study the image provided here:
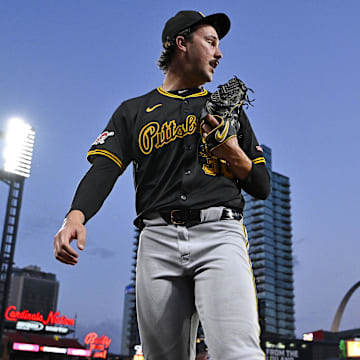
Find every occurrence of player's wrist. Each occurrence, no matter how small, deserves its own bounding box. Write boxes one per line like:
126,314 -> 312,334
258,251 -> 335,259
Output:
226,148 -> 252,180
64,209 -> 85,225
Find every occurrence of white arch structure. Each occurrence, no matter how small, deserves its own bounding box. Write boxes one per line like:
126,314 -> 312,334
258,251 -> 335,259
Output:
331,281 -> 360,332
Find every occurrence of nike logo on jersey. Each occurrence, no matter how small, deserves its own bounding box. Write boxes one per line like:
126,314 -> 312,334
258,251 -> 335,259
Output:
146,104 -> 163,113
215,121 -> 229,142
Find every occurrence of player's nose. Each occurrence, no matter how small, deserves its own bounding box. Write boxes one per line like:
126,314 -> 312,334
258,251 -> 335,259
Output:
214,47 -> 223,60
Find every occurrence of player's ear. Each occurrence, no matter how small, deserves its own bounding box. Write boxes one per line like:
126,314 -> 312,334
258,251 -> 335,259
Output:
175,36 -> 187,53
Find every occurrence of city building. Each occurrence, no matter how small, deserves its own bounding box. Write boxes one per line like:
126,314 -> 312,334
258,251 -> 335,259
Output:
120,284 -> 136,356
120,232 -> 140,357
1,266 -> 90,359
243,144 -> 295,338
7,265 -> 59,315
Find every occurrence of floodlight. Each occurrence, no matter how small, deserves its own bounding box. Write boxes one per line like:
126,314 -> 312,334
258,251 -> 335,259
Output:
3,117 -> 35,178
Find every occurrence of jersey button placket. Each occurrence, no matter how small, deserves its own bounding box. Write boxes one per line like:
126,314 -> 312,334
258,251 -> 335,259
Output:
181,97 -> 193,204
183,97 -> 189,114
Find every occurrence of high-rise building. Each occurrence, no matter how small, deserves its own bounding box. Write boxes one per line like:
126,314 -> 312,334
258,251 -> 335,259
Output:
243,144 -> 295,338
7,265 -> 59,314
120,284 -> 137,356
120,232 -> 140,357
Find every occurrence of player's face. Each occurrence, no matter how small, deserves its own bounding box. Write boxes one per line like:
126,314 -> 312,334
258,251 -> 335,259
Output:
185,24 -> 223,84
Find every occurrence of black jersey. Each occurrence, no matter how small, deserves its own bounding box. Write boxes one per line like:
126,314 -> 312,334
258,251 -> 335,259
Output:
87,86 -> 266,219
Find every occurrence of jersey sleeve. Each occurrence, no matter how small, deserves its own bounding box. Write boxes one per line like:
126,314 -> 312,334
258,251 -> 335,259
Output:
236,109 -> 270,199
87,103 -> 133,174
69,156 -> 122,224
238,108 -> 266,164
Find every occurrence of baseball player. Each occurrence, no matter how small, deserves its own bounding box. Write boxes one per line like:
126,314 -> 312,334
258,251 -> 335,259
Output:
54,10 -> 270,360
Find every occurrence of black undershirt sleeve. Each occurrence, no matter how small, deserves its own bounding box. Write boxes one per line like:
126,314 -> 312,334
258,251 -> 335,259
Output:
237,163 -> 270,200
69,156 -> 122,223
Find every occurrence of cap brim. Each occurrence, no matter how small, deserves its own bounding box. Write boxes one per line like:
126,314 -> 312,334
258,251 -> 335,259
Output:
197,13 -> 230,39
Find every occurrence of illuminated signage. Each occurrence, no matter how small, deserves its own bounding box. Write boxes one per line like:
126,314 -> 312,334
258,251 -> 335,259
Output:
133,345 -> 144,360
13,343 -> 39,352
13,342 -> 90,357
347,340 -> 360,357
84,332 -> 112,358
68,348 -> 92,357
302,333 -> 314,341
302,330 -> 323,341
40,346 -> 67,354
133,355 -> 144,360
5,305 -> 73,334
15,320 -> 69,334
265,341 -> 300,360
5,305 -> 74,326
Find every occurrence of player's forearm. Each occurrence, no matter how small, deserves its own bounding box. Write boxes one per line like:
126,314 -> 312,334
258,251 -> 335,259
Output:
238,163 -> 270,200
69,156 -> 121,223
224,145 -> 252,180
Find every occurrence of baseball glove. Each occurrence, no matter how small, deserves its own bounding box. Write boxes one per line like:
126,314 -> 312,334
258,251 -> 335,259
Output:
201,76 -> 253,154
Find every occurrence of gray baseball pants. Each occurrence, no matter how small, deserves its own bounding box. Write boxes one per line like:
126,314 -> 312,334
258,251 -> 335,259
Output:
136,207 -> 265,360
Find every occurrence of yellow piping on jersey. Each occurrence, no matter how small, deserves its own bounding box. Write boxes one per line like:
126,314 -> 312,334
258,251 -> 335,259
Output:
157,86 -> 208,99
252,157 -> 266,165
87,149 -> 125,172
242,223 -> 249,248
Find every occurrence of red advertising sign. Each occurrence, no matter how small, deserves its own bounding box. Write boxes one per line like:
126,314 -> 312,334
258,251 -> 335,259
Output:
5,305 -> 75,326
5,305 -> 74,334
84,332 -> 112,359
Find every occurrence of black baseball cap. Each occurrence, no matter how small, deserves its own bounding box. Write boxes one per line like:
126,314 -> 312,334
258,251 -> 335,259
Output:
162,11 -> 230,47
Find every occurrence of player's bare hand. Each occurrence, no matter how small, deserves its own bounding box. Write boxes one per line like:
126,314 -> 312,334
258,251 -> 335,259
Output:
54,210 -> 86,265
212,136 -> 240,159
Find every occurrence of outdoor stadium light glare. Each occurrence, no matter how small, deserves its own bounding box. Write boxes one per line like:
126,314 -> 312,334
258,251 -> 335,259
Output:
3,117 -> 35,178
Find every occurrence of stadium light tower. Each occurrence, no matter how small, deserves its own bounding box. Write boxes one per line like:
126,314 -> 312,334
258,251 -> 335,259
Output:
0,117 -> 35,346
3,118 -> 35,178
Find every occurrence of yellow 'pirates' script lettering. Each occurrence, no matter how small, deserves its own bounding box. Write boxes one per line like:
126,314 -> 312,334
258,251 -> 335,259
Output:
139,115 -> 197,155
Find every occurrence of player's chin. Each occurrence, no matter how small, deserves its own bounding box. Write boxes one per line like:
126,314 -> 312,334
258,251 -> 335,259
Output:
203,70 -> 214,83
196,68 -> 213,84
208,66 -> 216,80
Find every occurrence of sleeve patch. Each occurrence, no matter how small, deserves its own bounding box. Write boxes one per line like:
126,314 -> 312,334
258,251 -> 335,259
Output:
92,131 -> 115,145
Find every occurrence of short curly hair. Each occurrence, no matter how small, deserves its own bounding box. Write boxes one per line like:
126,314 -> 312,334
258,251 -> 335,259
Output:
157,27 -> 194,73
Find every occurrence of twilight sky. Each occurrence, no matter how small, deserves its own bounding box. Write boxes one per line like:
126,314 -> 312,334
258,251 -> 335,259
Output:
1,0 -> 360,354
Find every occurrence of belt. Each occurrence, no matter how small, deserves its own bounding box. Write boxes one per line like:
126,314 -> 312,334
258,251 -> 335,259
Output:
159,208 -> 242,227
